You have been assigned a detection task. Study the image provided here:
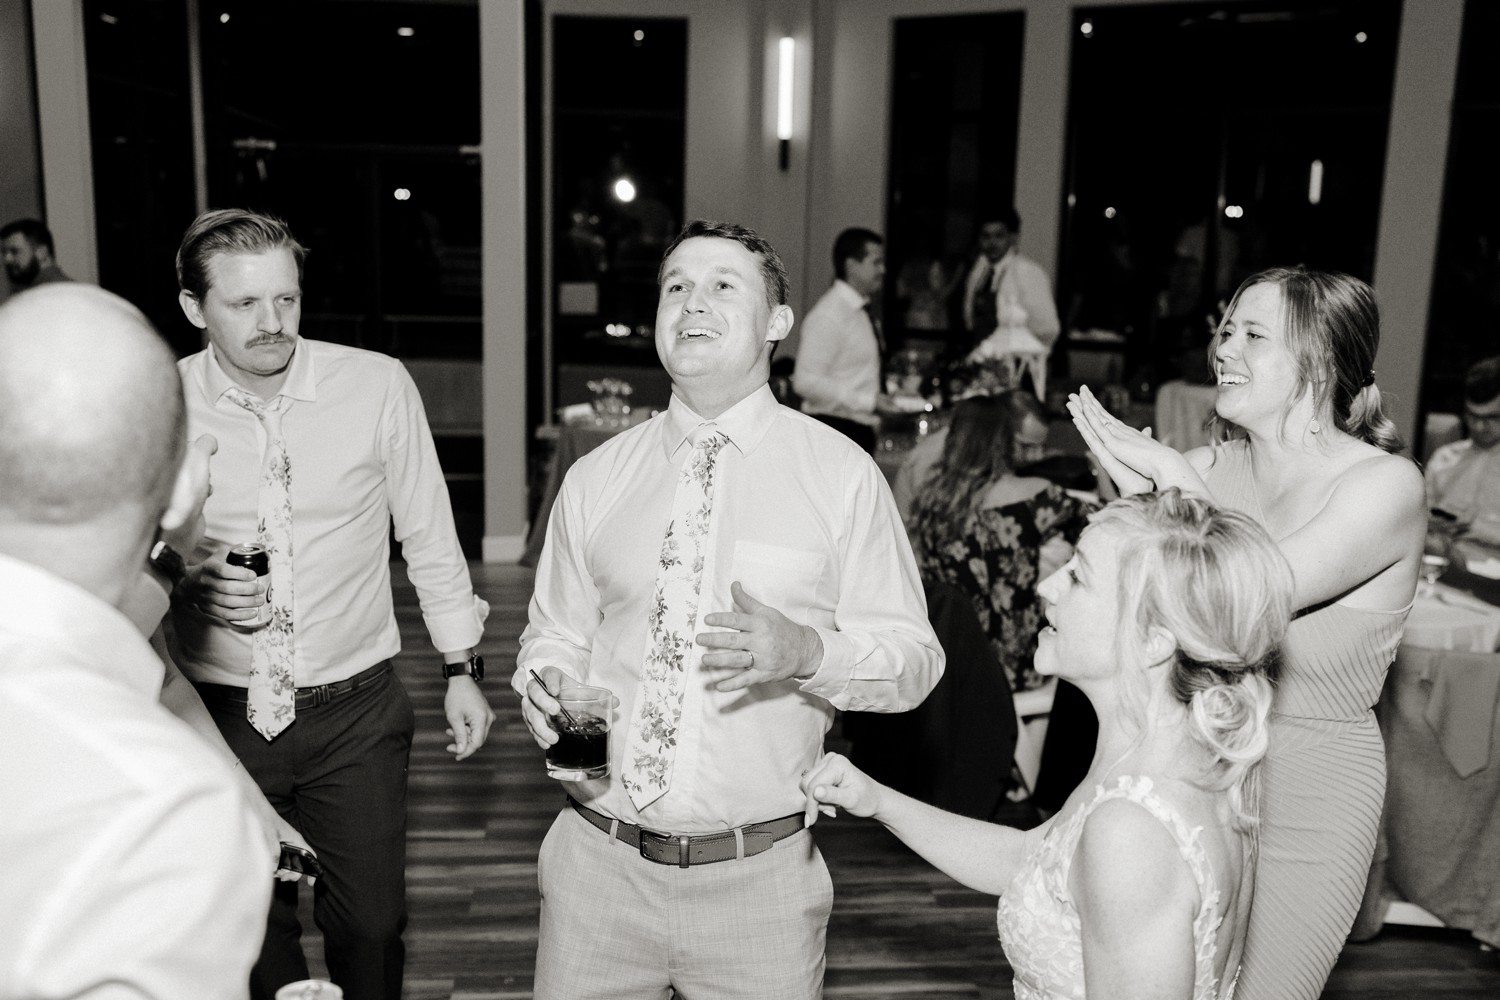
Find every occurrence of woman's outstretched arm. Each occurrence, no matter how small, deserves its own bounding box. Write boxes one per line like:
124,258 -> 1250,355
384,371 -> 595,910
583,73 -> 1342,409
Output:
802,752 -> 1050,895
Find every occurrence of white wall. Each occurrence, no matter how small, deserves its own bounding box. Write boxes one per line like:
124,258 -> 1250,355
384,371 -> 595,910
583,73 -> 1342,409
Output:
29,0 -> 97,283
1371,0 -> 1465,445
480,1 -> 530,562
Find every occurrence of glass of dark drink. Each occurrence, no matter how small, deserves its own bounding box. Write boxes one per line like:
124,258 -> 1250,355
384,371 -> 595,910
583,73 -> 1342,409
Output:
545,685 -> 612,780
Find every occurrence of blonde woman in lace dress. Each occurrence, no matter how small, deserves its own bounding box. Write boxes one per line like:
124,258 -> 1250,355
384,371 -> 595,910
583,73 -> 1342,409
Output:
802,491 -> 1293,999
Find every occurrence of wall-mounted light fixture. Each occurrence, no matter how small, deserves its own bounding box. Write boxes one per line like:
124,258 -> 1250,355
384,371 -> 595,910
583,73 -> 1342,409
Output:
777,36 -> 795,171
1308,159 -> 1324,205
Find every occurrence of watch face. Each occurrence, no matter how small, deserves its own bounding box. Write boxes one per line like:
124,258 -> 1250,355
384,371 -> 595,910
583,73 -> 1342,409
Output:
470,655 -> 485,681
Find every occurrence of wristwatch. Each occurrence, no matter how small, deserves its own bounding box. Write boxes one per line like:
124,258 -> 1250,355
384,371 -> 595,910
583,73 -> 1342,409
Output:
148,539 -> 188,589
442,653 -> 484,682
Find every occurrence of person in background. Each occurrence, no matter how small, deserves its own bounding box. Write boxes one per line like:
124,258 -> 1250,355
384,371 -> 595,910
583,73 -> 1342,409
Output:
0,284 -> 269,1000
911,389 -> 1094,692
517,220 -> 942,1000
805,490 -> 1295,1000
961,207 -> 1060,355
1069,266 -> 1425,1000
167,208 -> 494,1000
1425,355 -> 1500,553
2,218 -> 71,292
793,226 -> 886,453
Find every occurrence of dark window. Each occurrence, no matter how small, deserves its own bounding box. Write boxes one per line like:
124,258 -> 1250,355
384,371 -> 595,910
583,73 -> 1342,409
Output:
1061,2 -> 1401,389
200,0 -> 482,360
550,15 -> 686,404
1420,0 -> 1500,434
83,0 -> 197,353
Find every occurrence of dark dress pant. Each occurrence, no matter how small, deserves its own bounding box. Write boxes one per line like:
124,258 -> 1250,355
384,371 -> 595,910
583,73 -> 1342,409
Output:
196,663 -> 415,1000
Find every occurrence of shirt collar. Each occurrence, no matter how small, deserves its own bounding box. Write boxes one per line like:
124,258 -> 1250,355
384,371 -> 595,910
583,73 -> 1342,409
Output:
661,383 -> 781,460
0,553 -> 163,701
202,339 -> 318,405
832,279 -> 868,309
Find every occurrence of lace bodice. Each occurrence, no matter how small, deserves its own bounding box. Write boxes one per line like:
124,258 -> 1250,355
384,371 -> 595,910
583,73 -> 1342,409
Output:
996,775 -> 1239,1000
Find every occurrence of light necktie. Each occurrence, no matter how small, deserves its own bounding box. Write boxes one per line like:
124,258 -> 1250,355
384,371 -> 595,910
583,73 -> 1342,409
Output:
225,388 -> 297,740
622,425 -> 730,810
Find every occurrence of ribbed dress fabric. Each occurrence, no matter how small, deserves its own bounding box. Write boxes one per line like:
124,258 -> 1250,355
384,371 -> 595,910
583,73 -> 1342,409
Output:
1205,442 -> 1410,1000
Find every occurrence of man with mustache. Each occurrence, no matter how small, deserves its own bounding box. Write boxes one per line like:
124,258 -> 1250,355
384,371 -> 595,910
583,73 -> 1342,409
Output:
168,209 -> 494,1000
517,220 -> 943,999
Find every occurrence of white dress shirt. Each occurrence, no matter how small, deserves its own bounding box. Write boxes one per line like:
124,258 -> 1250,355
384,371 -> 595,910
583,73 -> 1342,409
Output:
515,384 -> 944,833
793,279 -> 881,425
1426,439 -> 1500,546
962,249 -> 1061,346
0,554 -> 270,1000
172,340 -> 487,687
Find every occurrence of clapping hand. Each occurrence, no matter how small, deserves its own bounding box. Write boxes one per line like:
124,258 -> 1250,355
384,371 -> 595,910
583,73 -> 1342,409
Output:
1067,385 -> 1174,496
697,582 -> 823,693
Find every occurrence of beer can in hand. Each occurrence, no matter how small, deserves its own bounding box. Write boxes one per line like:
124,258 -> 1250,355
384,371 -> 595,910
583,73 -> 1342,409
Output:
275,981 -> 343,1000
226,542 -> 272,629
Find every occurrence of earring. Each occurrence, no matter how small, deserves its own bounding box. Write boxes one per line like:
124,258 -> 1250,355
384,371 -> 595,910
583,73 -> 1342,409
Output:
1309,419 -> 1322,435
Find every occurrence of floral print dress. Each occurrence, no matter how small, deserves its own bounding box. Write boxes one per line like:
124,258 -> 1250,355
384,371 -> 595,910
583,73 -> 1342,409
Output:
914,482 -> 1093,691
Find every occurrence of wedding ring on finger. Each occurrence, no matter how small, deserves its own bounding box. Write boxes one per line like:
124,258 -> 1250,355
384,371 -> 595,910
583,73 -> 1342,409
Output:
747,651 -> 755,668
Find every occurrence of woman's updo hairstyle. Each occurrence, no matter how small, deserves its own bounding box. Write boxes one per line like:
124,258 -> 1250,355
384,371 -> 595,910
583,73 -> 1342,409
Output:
1207,266 -> 1403,453
1090,489 -> 1295,830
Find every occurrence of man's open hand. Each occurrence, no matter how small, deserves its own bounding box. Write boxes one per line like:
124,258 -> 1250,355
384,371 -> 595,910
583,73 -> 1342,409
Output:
697,582 -> 822,693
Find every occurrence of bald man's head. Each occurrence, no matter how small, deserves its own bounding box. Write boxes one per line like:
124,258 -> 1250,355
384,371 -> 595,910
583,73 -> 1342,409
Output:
0,285 -> 185,529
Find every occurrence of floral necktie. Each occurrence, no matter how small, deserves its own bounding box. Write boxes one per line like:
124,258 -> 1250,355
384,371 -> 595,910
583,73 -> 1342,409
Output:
622,426 -> 730,810
225,388 -> 297,740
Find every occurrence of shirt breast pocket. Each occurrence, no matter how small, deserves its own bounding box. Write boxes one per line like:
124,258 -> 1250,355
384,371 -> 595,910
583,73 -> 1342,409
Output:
728,541 -> 827,625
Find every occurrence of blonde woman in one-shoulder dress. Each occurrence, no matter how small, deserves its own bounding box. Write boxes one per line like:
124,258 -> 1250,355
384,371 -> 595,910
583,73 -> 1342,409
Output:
1069,266 -> 1425,1000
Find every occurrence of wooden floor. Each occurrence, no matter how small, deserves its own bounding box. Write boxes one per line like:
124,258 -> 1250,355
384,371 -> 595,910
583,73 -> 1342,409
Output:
292,562 -> 1499,999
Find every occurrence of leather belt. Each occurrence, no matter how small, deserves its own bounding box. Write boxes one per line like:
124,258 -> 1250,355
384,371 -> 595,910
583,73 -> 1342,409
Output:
194,660 -> 392,710
568,798 -> 806,868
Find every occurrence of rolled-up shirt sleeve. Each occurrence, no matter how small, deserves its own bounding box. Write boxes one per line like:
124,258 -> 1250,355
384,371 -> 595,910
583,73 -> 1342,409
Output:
381,362 -> 488,654
799,449 -> 945,712
512,465 -> 598,698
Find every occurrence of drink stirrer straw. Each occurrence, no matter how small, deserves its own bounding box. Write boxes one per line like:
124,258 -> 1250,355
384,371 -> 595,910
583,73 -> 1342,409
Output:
529,668 -> 578,728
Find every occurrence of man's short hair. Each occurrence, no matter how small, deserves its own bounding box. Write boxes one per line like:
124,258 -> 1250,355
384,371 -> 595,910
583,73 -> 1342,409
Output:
833,227 -> 882,282
1466,356 -> 1500,406
176,209 -> 308,300
981,207 -> 1022,235
0,218 -> 54,255
659,220 -> 789,310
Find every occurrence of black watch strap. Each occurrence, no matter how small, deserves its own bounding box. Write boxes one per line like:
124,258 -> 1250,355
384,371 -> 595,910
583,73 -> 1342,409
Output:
149,540 -> 188,588
442,653 -> 484,681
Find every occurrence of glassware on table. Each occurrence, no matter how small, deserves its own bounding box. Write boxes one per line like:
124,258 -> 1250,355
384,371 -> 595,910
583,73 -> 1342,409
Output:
586,378 -> 635,428
1420,530 -> 1453,597
545,684 -> 612,780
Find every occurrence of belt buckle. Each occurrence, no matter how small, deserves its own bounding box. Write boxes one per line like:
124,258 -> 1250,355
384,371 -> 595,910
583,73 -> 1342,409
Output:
638,830 -> 693,868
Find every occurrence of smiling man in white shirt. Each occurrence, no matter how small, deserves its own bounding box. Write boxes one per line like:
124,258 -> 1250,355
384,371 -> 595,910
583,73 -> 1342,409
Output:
517,220 -> 944,1000
166,209 -> 493,1000
0,284 -> 269,1000
793,226 -> 886,453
